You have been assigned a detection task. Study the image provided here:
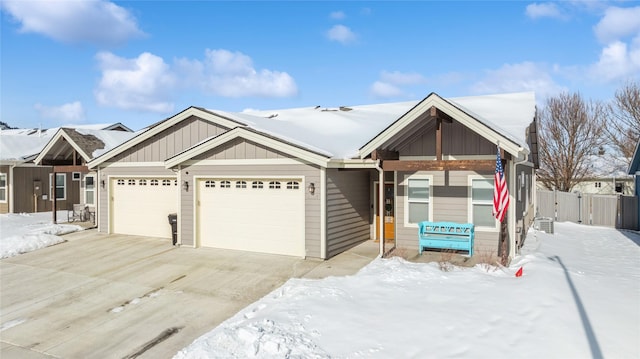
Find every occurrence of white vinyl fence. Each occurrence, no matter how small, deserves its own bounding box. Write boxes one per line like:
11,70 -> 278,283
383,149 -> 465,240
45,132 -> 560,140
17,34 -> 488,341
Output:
536,190 -> 638,229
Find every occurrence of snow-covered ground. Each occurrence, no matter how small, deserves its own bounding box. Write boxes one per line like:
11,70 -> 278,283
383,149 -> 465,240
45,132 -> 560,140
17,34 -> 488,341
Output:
175,223 -> 640,359
0,212 -> 83,259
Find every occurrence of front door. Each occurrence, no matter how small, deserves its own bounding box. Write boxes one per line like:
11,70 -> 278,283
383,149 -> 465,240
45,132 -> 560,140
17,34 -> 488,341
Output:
375,183 -> 395,240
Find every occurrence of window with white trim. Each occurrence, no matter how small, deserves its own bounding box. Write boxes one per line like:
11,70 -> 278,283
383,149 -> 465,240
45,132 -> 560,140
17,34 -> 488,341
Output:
269,181 -> 281,189
85,175 -> 95,205
0,173 -> 7,202
50,173 -> 66,200
117,179 -> 125,185
286,181 -> 299,189
471,178 -> 496,228
128,179 -> 136,186
407,178 -> 430,223
139,179 -> 147,186
72,172 -> 81,181
236,180 -> 247,189
150,179 -> 159,186
220,180 -> 231,188
162,179 -> 171,186
252,181 -> 263,189
205,180 -> 215,188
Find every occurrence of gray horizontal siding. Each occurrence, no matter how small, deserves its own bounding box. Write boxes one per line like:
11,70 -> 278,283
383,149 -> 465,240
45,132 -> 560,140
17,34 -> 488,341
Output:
326,169 -> 370,258
180,163 -> 322,258
395,170 -> 499,255
111,116 -> 229,163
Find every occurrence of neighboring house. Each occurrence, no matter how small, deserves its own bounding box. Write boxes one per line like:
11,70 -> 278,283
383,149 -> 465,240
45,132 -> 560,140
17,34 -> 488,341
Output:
569,154 -> 634,195
0,124 -> 133,214
88,92 -> 538,262
628,140 -> 640,229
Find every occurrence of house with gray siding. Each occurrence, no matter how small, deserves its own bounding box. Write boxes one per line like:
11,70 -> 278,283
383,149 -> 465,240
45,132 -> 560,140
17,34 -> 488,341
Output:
628,140 -> 640,230
88,92 -> 538,262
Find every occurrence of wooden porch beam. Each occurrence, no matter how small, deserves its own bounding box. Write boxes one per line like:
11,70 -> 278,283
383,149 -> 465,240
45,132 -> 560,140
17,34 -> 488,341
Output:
371,149 -> 399,161
53,165 -> 89,173
436,118 -> 442,161
382,159 -> 504,172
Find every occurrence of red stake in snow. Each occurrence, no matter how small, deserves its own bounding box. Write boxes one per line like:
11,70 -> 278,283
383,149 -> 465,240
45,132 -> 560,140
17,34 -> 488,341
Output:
515,267 -> 523,277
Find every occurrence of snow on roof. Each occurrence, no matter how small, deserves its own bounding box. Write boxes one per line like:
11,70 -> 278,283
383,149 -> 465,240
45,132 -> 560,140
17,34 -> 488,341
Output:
588,155 -> 632,178
59,123 -> 131,132
74,128 -> 137,158
213,92 -> 535,159
0,132 -> 52,161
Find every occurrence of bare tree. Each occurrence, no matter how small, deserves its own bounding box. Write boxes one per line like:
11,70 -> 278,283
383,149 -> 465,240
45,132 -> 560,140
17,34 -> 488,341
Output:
605,81 -> 640,163
537,92 -> 605,192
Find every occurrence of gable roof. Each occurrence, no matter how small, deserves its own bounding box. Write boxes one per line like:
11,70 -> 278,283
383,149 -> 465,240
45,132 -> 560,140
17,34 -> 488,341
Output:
88,107 -> 247,168
34,128 -> 136,165
0,132 -> 52,163
165,127 -> 330,168
629,140 -> 640,174
360,92 -> 535,159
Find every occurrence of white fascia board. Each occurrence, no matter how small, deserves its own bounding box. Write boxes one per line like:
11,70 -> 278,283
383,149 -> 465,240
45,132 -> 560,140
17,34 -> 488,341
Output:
359,95 -> 527,159
34,130 -> 91,165
88,107 -> 246,169
326,159 -> 378,169
165,128 -> 329,169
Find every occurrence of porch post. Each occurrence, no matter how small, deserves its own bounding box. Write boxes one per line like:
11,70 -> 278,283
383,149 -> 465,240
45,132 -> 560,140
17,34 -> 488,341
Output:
378,166 -> 385,256
52,171 -> 57,224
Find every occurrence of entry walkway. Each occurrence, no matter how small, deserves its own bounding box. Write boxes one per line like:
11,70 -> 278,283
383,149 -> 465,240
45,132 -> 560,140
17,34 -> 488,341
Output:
0,230 -> 377,358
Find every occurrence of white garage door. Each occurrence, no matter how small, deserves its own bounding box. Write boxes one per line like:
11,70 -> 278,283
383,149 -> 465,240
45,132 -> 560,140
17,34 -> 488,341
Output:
197,178 -> 305,256
111,178 -> 178,238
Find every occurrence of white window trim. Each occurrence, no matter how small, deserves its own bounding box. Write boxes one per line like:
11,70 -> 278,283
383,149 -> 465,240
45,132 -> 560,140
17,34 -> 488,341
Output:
468,175 -> 499,232
72,172 -> 81,181
403,174 -> 433,228
85,174 -> 96,206
50,173 -> 67,201
0,173 -> 7,203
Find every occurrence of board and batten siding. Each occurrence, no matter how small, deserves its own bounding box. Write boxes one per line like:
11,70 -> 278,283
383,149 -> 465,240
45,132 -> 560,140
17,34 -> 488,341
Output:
96,166 -> 177,233
110,116 -> 229,163
395,170 -> 499,255
398,120 -> 495,157
325,169 -> 371,258
13,166 -> 54,213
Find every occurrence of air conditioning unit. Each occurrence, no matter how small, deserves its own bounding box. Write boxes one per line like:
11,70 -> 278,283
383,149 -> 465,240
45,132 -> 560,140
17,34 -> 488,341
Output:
534,217 -> 554,234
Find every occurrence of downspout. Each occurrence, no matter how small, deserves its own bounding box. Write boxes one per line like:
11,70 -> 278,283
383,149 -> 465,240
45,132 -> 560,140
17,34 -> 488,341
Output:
375,159 -> 384,257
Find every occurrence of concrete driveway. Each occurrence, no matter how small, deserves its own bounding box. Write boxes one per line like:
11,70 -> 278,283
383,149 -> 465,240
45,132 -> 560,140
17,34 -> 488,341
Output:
0,230 -> 377,358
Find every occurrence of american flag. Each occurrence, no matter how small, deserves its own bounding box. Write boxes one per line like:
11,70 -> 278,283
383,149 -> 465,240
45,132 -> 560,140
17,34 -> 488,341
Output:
493,147 -> 510,222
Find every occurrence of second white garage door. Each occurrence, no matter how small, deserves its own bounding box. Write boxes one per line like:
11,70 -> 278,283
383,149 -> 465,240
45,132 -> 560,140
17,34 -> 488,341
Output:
111,178 -> 178,238
197,178 -> 305,256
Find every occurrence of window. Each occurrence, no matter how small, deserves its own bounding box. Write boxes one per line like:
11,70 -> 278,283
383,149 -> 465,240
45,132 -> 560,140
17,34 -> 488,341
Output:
162,179 -> 171,186
269,181 -> 281,189
595,182 -> 602,188
85,175 -> 95,205
50,173 -> 66,200
150,179 -> 159,186
252,181 -> 263,189
117,179 -> 125,185
286,181 -> 299,189
236,180 -> 247,189
615,183 -> 624,193
139,179 -> 147,186
220,180 -> 231,188
471,178 -> 496,228
407,178 -> 430,224
128,179 -> 136,186
0,173 -> 6,202
72,172 -> 81,181
205,180 -> 215,188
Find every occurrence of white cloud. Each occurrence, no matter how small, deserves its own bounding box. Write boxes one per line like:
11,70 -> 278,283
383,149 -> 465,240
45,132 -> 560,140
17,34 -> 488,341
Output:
329,11 -> 346,20
470,62 -> 566,100
94,52 -> 176,113
589,39 -> 640,82
380,71 -> 426,86
34,101 -> 85,122
327,25 -> 357,44
0,0 -> 143,46
593,6 -> 640,44
178,49 -> 298,98
370,81 -> 403,98
525,2 -> 565,20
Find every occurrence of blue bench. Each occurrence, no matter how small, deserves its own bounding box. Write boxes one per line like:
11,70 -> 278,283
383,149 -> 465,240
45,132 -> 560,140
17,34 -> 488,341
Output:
418,221 -> 475,256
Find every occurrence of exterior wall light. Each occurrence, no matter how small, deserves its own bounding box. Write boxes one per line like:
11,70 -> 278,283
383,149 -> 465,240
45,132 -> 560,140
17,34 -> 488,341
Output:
308,182 -> 315,195
183,180 -> 189,192
100,180 -> 105,188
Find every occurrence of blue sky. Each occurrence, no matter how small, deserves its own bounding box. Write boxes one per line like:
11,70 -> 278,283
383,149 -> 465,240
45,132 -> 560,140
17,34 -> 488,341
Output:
1,1 -> 639,131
